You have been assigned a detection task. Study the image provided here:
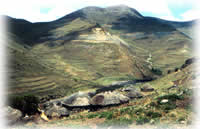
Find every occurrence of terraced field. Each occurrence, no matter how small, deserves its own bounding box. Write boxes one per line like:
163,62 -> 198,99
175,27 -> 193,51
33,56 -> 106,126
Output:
9,76 -> 58,94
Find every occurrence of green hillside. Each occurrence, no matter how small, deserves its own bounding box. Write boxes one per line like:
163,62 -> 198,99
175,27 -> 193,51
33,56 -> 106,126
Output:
6,5 -> 194,101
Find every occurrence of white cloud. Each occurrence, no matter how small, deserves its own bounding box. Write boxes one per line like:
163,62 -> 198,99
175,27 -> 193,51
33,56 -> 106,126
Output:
181,8 -> 200,21
159,15 -> 182,21
0,0 -> 197,22
166,0 -> 195,6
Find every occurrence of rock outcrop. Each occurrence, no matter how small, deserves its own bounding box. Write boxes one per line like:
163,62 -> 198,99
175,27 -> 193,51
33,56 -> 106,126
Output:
5,106 -> 23,125
42,102 -> 69,118
61,91 -> 92,106
40,87 -> 145,119
91,91 -> 129,106
122,86 -> 143,99
141,84 -> 154,92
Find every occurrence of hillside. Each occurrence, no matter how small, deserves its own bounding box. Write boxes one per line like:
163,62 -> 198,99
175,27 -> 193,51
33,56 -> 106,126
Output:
6,5 -> 194,99
10,58 -> 196,128
4,5 -> 196,127
3,5 -> 197,128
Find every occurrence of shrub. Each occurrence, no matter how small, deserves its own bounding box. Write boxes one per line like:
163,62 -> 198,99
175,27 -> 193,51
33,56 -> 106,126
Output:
174,67 -> 179,72
162,104 -> 176,111
98,111 -> 114,120
155,94 -> 185,111
180,58 -> 195,69
117,117 -> 133,126
9,94 -> 39,115
183,89 -> 193,96
167,70 -> 171,74
149,102 -> 157,107
146,111 -> 162,118
87,114 -> 98,119
136,116 -> 150,125
151,68 -> 162,75
99,117 -> 132,127
181,64 -> 187,69
185,58 -> 195,65
119,107 -> 134,114
157,94 -> 184,102
134,108 -> 144,114
178,117 -> 186,122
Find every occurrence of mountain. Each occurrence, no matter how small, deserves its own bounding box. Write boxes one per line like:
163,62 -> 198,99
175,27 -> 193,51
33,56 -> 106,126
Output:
5,5 -> 194,100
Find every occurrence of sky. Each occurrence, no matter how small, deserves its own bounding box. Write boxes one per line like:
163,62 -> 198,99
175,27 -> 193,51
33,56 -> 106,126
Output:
0,0 -> 199,23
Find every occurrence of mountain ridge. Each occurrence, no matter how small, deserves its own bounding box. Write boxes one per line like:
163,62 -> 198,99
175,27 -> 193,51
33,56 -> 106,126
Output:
4,5 -> 196,127
6,5 -> 194,100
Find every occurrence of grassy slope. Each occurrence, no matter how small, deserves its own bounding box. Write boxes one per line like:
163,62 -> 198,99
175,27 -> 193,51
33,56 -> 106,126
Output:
6,6 -> 193,100
6,6 -> 195,128
102,16 -> 193,74
23,63 -> 195,128
7,18 -> 153,99
7,32 -> 99,99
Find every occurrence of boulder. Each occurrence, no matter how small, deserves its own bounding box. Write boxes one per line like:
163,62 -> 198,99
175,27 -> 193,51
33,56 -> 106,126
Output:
91,91 -> 129,106
72,97 -> 90,106
61,91 -> 92,106
43,103 -> 69,118
126,91 -> 143,99
41,91 -> 94,117
43,91 -> 94,108
141,84 -> 154,92
121,86 -> 137,92
160,99 -> 169,104
122,86 -> 143,99
21,113 -> 47,124
5,106 -> 23,125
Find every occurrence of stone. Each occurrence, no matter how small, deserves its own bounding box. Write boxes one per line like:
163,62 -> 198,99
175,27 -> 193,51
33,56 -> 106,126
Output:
180,120 -> 186,124
22,113 -> 46,124
91,91 -> 129,106
160,99 -> 169,104
140,84 -> 154,92
150,119 -> 155,124
126,91 -> 143,99
43,103 -> 69,118
61,91 -> 91,106
40,111 -> 49,121
122,86 -> 143,99
72,97 -> 90,106
122,86 -> 137,92
5,106 -> 23,125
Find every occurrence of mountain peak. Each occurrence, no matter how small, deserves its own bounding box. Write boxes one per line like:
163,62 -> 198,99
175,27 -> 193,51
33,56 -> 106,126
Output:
55,5 -> 145,25
81,6 -> 104,11
70,5 -> 143,24
105,5 -> 143,18
106,4 -> 131,9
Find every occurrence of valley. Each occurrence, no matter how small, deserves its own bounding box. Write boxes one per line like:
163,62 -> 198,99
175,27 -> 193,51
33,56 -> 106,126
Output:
4,5 -> 196,128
